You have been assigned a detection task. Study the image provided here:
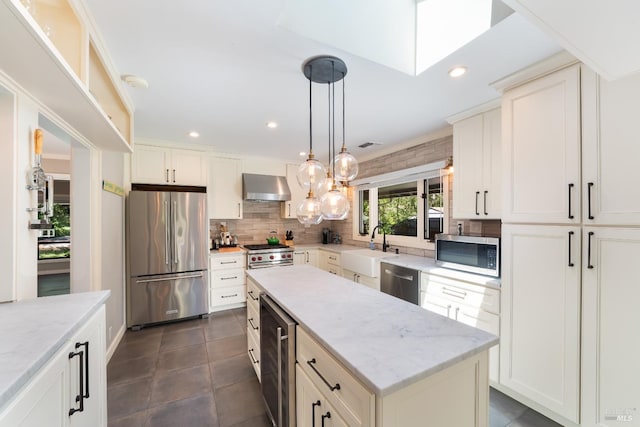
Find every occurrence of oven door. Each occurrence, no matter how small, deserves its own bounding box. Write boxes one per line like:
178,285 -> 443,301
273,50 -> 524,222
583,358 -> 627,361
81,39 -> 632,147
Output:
260,294 -> 296,427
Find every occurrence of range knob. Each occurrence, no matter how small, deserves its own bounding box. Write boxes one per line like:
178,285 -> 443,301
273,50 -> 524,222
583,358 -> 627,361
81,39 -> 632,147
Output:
251,256 -> 257,262
269,255 -> 275,260
287,254 -> 292,258
257,256 -> 263,261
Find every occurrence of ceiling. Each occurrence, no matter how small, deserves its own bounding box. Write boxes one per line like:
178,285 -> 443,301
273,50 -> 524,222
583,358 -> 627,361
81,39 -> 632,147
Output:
84,0 -> 561,163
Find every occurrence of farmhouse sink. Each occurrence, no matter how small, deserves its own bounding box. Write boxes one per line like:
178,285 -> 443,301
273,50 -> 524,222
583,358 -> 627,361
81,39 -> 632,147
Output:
341,249 -> 397,277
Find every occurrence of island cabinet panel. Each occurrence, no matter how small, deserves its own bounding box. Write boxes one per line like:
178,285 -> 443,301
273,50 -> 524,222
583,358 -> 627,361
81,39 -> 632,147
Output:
246,276 -> 262,380
377,351 -> 489,427
297,366 -> 348,427
0,305 -> 107,427
297,327 -> 374,427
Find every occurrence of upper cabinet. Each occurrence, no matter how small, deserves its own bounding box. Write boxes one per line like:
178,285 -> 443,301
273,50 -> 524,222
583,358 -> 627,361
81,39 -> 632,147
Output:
281,163 -> 305,219
449,105 -> 502,219
501,59 -> 640,226
0,0 -> 133,151
501,64 -> 581,224
131,145 -> 207,186
208,157 -> 243,219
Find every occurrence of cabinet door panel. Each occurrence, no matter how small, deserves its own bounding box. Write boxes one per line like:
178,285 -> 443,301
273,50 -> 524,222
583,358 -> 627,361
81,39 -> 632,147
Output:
502,65 -> 581,223
582,228 -> 640,426
282,164 -> 306,219
453,114 -> 484,218
171,150 -> 206,186
131,145 -> 169,184
483,108 -> 502,218
208,157 -> 243,219
500,224 -> 580,422
582,69 -> 640,225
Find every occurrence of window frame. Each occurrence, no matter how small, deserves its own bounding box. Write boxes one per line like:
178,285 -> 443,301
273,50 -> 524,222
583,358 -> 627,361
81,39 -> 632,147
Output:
352,168 -> 450,250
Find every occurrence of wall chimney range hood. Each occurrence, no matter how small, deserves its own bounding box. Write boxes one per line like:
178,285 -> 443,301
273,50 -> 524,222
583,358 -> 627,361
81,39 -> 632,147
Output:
242,173 -> 291,201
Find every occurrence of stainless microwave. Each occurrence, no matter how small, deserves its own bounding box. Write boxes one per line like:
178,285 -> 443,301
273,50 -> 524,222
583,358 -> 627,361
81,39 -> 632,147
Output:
435,234 -> 500,277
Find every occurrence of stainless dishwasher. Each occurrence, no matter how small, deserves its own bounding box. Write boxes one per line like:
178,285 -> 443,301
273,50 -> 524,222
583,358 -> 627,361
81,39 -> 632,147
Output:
380,262 -> 420,305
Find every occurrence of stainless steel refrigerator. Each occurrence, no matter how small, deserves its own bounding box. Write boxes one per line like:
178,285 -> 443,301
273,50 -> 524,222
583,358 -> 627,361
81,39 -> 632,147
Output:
126,189 -> 209,329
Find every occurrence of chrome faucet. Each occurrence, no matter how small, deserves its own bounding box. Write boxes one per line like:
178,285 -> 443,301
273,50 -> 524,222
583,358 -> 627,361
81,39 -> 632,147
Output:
371,224 -> 389,252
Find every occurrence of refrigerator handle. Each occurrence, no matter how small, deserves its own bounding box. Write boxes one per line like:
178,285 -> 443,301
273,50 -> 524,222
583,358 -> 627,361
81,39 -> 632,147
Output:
164,201 -> 170,265
173,200 -> 179,265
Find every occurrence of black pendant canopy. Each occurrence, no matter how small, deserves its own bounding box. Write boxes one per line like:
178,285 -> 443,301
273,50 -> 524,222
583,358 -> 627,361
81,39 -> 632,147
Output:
303,55 -> 347,83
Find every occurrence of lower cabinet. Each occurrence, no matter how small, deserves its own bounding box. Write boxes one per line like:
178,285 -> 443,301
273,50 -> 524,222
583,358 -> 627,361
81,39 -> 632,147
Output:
0,306 -> 106,427
342,269 -> 380,291
420,272 -> 500,383
581,227 -> 640,426
500,224 -> 580,424
297,366 -> 349,427
318,251 -> 342,276
246,277 -> 262,381
293,249 -> 319,267
209,253 -> 246,312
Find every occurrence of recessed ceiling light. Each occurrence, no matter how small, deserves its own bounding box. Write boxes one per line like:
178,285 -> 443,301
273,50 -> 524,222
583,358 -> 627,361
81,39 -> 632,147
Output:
121,74 -> 149,89
266,121 -> 278,129
188,131 -> 200,138
448,66 -> 467,78
299,151 -> 306,156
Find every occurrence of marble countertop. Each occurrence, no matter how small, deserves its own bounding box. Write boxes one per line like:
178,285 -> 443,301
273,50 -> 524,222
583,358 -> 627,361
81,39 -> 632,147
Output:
0,291 -> 110,410
291,244 -> 363,253
247,266 -> 498,396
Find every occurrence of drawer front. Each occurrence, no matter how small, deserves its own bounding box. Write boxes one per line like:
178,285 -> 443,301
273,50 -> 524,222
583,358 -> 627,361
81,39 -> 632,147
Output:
210,254 -> 245,270
210,285 -> 245,307
327,265 -> 343,276
326,253 -> 341,266
246,277 -> 262,312
211,268 -> 245,288
246,301 -> 260,337
297,328 -> 373,427
247,328 -> 261,380
422,274 -> 500,314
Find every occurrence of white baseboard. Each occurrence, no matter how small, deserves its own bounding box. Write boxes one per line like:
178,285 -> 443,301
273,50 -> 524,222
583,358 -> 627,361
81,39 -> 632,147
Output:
106,324 -> 126,363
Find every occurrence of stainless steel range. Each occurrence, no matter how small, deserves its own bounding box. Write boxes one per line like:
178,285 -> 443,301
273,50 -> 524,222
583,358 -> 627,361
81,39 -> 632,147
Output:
244,244 -> 294,269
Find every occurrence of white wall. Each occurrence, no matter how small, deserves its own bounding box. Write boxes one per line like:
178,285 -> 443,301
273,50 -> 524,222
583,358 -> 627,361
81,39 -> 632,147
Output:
101,151 -> 125,352
0,83 -> 17,302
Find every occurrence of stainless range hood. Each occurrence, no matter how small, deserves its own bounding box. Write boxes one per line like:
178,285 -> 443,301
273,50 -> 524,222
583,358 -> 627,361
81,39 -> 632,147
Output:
242,173 -> 291,201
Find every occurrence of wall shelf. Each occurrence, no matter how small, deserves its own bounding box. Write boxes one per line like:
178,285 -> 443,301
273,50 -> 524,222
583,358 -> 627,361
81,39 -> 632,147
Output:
0,0 -> 133,152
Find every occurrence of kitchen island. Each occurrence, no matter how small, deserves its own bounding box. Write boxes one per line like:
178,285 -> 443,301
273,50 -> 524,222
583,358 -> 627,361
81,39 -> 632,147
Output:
247,265 -> 498,426
0,291 -> 109,427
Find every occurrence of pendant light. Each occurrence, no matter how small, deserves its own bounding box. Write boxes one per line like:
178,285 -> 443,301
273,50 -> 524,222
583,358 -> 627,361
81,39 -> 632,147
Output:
296,190 -> 324,226
296,62 -> 326,196
320,63 -> 349,220
334,72 -> 359,182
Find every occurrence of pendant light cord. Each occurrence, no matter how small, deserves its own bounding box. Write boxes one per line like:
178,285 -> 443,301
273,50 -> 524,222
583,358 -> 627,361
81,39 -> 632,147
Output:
309,65 -> 313,156
331,61 -> 336,184
342,72 -> 346,150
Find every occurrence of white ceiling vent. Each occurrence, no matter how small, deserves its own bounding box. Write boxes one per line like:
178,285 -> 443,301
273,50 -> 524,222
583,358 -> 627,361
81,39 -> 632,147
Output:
358,141 -> 382,149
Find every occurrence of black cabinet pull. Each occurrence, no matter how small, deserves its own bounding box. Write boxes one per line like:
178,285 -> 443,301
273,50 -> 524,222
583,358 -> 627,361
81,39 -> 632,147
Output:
307,358 -> 340,391
321,411 -> 332,427
568,183 -> 574,219
483,191 -> 488,215
165,169 -> 169,183
248,317 -> 259,331
68,349 -> 85,416
172,169 -> 176,183
475,191 -> 480,215
76,341 -> 89,399
312,400 -> 321,427
248,290 -> 259,301
568,231 -> 575,267
587,182 -> 594,220
587,231 -> 594,269
248,348 -> 259,365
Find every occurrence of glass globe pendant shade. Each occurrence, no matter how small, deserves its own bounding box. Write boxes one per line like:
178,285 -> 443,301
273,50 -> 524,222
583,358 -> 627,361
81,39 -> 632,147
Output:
297,192 -> 323,225
334,148 -> 359,182
320,185 -> 350,220
296,155 -> 327,194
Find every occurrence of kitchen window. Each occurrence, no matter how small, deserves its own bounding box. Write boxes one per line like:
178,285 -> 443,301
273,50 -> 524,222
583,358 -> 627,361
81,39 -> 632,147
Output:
353,161 -> 450,249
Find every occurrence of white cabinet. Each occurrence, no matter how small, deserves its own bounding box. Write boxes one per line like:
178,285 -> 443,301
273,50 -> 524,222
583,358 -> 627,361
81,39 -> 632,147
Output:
318,251 -> 342,276
296,366 -> 349,427
502,64 -> 581,224
342,269 -> 380,291
500,224 -> 581,423
208,157 -> 243,219
281,163 -> 306,219
209,252 -> 246,312
0,306 -> 107,427
452,107 -> 502,219
131,145 -> 207,186
297,327 -> 374,427
582,70 -> 640,225
420,273 -> 500,384
581,228 -> 640,427
246,277 -> 262,380
293,249 -> 318,267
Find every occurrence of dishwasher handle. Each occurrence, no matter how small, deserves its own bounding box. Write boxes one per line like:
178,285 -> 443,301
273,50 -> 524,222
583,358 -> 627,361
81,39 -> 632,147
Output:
383,268 -> 414,281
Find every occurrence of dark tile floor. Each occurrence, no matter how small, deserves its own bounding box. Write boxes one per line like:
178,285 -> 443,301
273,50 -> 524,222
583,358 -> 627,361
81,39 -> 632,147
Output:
107,308 -> 561,427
